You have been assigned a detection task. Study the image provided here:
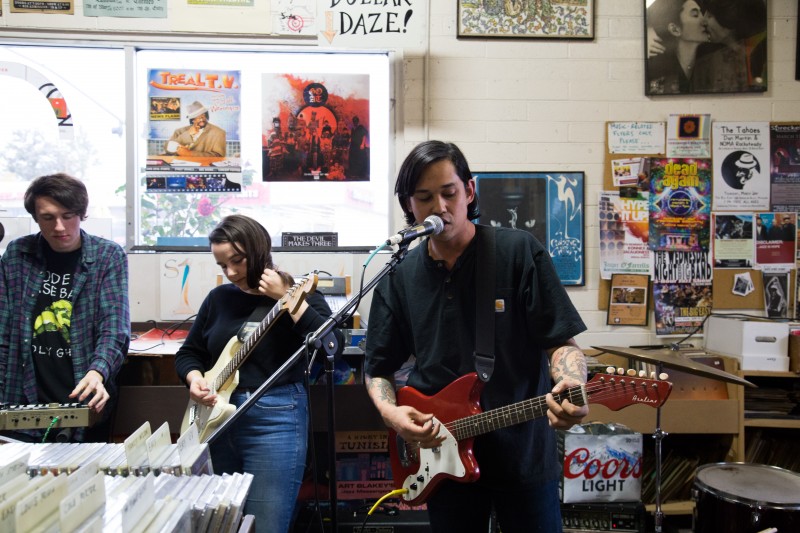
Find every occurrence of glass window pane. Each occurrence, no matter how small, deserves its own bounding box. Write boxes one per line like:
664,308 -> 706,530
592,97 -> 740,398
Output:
0,45 -> 126,246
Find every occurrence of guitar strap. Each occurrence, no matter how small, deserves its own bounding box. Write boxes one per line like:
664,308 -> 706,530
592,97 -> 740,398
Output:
237,302 -> 272,342
474,225 -> 496,382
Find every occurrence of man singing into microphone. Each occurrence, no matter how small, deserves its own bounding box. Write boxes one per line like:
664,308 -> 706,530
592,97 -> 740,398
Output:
364,141 -> 589,533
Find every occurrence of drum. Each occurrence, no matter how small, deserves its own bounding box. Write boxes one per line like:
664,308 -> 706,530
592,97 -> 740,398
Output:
692,462 -> 800,532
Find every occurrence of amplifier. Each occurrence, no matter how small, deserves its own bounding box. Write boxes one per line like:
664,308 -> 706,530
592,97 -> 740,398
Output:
561,502 -> 646,533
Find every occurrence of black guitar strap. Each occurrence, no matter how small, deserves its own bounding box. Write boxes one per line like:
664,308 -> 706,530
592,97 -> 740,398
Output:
474,225 -> 496,382
237,302 -> 272,342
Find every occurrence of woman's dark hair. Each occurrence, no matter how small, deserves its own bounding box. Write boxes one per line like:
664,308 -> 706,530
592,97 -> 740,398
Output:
209,214 -> 292,290
648,0 -> 689,43
24,173 -> 89,221
395,140 -> 480,225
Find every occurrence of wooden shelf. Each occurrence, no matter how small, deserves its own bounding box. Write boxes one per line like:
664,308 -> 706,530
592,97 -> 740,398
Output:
588,399 -> 738,434
744,418 -> 800,429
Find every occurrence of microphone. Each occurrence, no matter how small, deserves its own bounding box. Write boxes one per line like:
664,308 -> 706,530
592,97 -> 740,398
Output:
386,215 -> 444,246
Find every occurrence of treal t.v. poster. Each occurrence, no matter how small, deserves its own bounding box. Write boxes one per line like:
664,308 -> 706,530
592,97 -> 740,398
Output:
261,73 -> 370,182
146,69 -> 242,193
712,121 -> 770,211
648,158 -> 712,252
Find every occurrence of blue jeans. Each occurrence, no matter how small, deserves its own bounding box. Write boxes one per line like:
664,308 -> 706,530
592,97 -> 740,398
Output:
426,478 -> 563,533
210,383 -> 308,533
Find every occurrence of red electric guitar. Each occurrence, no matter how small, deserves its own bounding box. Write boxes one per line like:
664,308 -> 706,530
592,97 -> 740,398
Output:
389,370 -> 672,505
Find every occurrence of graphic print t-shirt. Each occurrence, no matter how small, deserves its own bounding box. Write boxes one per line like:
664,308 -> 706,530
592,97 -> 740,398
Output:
32,243 -> 80,404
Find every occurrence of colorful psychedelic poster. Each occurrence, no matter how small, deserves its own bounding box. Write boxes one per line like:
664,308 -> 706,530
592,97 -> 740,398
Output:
648,158 -> 712,252
598,190 -> 652,280
769,123 -> 800,212
653,250 -> 713,336
145,68 -> 242,193
755,212 -> 797,270
261,73 -> 370,182
712,212 -> 754,268
712,121 -> 770,211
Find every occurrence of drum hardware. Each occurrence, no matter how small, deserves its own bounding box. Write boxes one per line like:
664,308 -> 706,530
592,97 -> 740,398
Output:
592,346 -> 756,533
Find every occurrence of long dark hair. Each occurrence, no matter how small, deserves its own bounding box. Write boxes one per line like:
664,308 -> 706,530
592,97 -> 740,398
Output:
394,140 -> 480,225
209,214 -> 293,290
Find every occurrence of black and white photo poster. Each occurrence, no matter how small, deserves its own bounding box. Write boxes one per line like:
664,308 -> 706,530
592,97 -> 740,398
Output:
712,121 -> 770,211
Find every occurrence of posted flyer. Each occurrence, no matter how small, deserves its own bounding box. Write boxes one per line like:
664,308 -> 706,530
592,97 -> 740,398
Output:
648,158 -> 712,252
769,123 -> 800,212
653,251 -> 713,336
712,121 -> 770,211
599,190 -> 652,280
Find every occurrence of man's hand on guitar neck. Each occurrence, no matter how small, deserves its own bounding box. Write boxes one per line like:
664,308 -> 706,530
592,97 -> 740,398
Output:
546,340 -> 590,430
366,375 -> 446,449
186,369 -> 217,407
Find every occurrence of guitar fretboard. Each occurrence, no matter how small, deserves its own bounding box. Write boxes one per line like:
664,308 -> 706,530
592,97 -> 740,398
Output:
447,385 -> 587,441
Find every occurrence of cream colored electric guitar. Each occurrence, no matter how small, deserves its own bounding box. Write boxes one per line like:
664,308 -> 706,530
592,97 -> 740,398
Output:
180,274 -> 318,442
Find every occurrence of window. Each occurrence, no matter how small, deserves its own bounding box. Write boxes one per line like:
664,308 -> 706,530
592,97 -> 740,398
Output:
0,42 -> 394,250
0,44 -> 126,246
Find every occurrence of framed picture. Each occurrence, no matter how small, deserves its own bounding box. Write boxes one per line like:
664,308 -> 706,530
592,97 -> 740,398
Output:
474,171 -> 584,286
608,274 -> 651,326
457,1 -> 594,40
644,0 -> 767,95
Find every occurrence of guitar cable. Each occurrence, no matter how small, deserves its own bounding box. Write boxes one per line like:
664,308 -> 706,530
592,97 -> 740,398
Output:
357,488 -> 409,533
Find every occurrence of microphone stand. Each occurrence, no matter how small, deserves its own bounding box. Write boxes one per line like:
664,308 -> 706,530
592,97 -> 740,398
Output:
305,243 -> 410,532
203,243 -> 412,532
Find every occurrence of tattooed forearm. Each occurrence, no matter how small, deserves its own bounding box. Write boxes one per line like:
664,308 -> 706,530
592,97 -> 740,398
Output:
549,342 -> 588,385
366,375 -> 397,406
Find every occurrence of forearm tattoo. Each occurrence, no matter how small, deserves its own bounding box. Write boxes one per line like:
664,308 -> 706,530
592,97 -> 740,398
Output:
366,376 -> 397,405
550,344 -> 588,384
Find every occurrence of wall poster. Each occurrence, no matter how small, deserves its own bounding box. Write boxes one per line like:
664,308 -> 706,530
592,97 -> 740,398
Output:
475,171 -> 584,286
145,68 -> 242,193
261,73 -> 369,182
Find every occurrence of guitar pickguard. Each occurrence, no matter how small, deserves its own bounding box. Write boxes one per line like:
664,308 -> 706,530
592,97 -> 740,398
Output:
399,417 -> 466,503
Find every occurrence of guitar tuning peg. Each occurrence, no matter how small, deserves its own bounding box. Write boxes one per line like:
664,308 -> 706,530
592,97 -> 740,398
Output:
606,366 -> 615,374
638,370 -> 646,378
659,372 -> 669,381
616,368 -> 625,375
650,372 -> 656,380
626,369 -> 636,377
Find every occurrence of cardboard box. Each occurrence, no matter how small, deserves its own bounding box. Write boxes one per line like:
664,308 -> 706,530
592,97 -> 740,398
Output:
704,316 -> 788,363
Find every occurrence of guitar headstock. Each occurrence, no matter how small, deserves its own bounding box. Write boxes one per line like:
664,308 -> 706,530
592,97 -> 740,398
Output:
586,367 -> 672,411
282,273 -> 319,314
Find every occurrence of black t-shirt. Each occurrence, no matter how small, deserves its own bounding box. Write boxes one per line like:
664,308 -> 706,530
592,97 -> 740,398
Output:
32,242 -> 80,404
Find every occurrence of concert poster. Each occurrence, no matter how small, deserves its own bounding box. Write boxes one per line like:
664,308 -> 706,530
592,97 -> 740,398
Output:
607,274 -> 650,326
598,190 -> 652,280
712,121 -> 770,211
755,212 -> 797,269
261,73 -> 370,182
648,158 -> 712,252
769,123 -> 800,212
145,68 -> 243,193
476,171 -> 585,286
666,114 -> 711,158
712,212 -> 754,268
652,251 -> 713,336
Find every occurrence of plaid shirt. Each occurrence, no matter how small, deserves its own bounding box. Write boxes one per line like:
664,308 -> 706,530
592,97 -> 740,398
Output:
0,231 -> 130,416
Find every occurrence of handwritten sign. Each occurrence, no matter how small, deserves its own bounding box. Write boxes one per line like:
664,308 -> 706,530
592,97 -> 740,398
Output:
608,122 -> 665,155
317,0 -> 427,54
